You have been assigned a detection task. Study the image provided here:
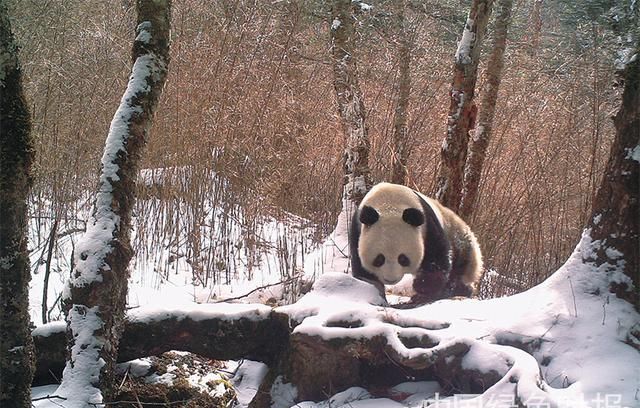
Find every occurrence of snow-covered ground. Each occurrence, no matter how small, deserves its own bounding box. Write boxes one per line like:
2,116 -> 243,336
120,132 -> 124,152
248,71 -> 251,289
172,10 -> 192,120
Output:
28,169 -> 316,327
28,189 -> 639,407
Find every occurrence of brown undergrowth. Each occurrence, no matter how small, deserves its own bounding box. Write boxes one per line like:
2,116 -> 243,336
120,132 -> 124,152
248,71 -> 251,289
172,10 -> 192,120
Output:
9,0 -> 618,299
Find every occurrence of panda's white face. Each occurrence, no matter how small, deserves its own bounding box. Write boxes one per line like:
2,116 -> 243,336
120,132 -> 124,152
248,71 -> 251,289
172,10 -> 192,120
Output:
357,183 -> 426,285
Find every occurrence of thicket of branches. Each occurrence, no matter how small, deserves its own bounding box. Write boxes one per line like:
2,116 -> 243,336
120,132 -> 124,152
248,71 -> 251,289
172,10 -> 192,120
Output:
9,0 -> 622,296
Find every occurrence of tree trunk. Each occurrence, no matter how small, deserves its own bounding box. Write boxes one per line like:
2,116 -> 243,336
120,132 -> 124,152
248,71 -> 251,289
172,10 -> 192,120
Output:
436,0 -> 493,212
391,0 -> 412,186
42,218 -> 59,325
57,1 -> 171,405
0,2 -> 36,405
584,43 -> 639,308
459,0 -> 512,220
525,0 -> 543,56
331,0 -> 371,205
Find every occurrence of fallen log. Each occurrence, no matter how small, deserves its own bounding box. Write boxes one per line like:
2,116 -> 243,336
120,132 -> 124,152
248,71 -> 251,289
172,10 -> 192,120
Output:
32,304 -> 290,385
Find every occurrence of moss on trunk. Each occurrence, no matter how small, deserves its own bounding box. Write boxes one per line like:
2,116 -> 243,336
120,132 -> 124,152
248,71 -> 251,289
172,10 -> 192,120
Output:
0,2 -> 36,405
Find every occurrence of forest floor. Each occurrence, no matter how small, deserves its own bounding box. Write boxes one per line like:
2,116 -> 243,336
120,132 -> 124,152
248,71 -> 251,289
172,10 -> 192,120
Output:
28,196 -> 640,408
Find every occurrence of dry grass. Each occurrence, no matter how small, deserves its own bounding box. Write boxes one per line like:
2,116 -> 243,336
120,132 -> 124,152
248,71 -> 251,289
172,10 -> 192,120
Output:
10,0 -> 617,298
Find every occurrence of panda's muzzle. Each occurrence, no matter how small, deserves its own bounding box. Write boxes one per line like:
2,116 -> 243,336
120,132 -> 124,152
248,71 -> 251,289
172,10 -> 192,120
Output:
383,276 -> 403,285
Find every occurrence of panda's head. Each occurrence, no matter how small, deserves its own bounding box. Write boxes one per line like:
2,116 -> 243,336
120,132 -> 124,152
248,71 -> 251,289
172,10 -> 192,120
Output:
357,183 -> 426,285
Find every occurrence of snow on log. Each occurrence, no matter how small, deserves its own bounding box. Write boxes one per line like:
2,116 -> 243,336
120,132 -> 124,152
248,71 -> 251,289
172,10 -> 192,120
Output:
32,304 -> 287,385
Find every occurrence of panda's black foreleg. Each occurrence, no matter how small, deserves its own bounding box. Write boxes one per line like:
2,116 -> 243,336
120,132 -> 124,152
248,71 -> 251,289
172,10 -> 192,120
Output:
412,266 -> 474,301
446,277 -> 474,297
412,266 -> 448,302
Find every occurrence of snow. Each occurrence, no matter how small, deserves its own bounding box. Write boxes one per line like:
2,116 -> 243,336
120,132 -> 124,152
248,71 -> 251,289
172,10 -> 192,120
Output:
127,302 -> 272,324
270,376 -> 298,408
135,21 -> 152,43
117,357 -> 152,377
231,360 -> 269,407
27,166 -> 314,326
30,212 -> 640,408
626,145 -> 640,162
616,48 -> 637,71
455,18 -> 475,65
145,370 -> 176,385
353,1 -> 373,11
29,175 -> 639,408
447,90 -> 465,136
51,18 -> 170,407
53,306 -> 106,407
31,320 -> 66,337
302,194 -> 354,279
67,52 -> 161,293
32,385 -> 62,408
461,342 -> 512,375
297,388 -> 388,408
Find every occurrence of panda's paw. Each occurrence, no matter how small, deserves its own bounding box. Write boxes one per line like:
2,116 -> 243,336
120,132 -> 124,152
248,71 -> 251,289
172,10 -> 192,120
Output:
447,279 -> 474,298
412,270 -> 447,301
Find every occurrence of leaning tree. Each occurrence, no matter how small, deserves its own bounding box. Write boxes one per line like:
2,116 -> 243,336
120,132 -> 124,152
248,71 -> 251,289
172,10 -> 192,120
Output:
55,0 -> 171,405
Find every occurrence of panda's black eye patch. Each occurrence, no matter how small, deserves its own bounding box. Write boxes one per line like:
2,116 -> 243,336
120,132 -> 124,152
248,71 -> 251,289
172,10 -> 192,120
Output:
372,254 -> 385,267
402,208 -> 425,227
398,254 -> 410,267
360,206 -> 379,226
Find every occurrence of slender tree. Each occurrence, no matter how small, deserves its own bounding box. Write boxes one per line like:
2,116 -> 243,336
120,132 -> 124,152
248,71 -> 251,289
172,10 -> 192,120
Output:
459,0 -> 513,220
526,0 -> 543,55
331,0 -> 372,205
0,2 -> 36,405
57,1 -> 171,405
436,0 -> 493,211
391,0 -> 412,186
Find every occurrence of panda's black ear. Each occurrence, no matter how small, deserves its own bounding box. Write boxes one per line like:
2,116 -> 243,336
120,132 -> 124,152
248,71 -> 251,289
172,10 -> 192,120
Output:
403,208 -> 425,227
359,206 -> 379,226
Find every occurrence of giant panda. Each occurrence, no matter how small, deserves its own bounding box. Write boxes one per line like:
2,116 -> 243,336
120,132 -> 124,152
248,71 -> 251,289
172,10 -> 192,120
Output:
349,182 -> 483,301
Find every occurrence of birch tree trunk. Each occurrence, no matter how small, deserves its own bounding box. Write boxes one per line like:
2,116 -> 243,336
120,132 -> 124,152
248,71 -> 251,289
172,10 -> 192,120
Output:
331,0 -> 371,205
584,43 -> 639,308
459,0 -> 512,220
436,0 -> 493,212
0,2 -> 36,405
57,1 -> 171,405
391,0 -> 412,186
